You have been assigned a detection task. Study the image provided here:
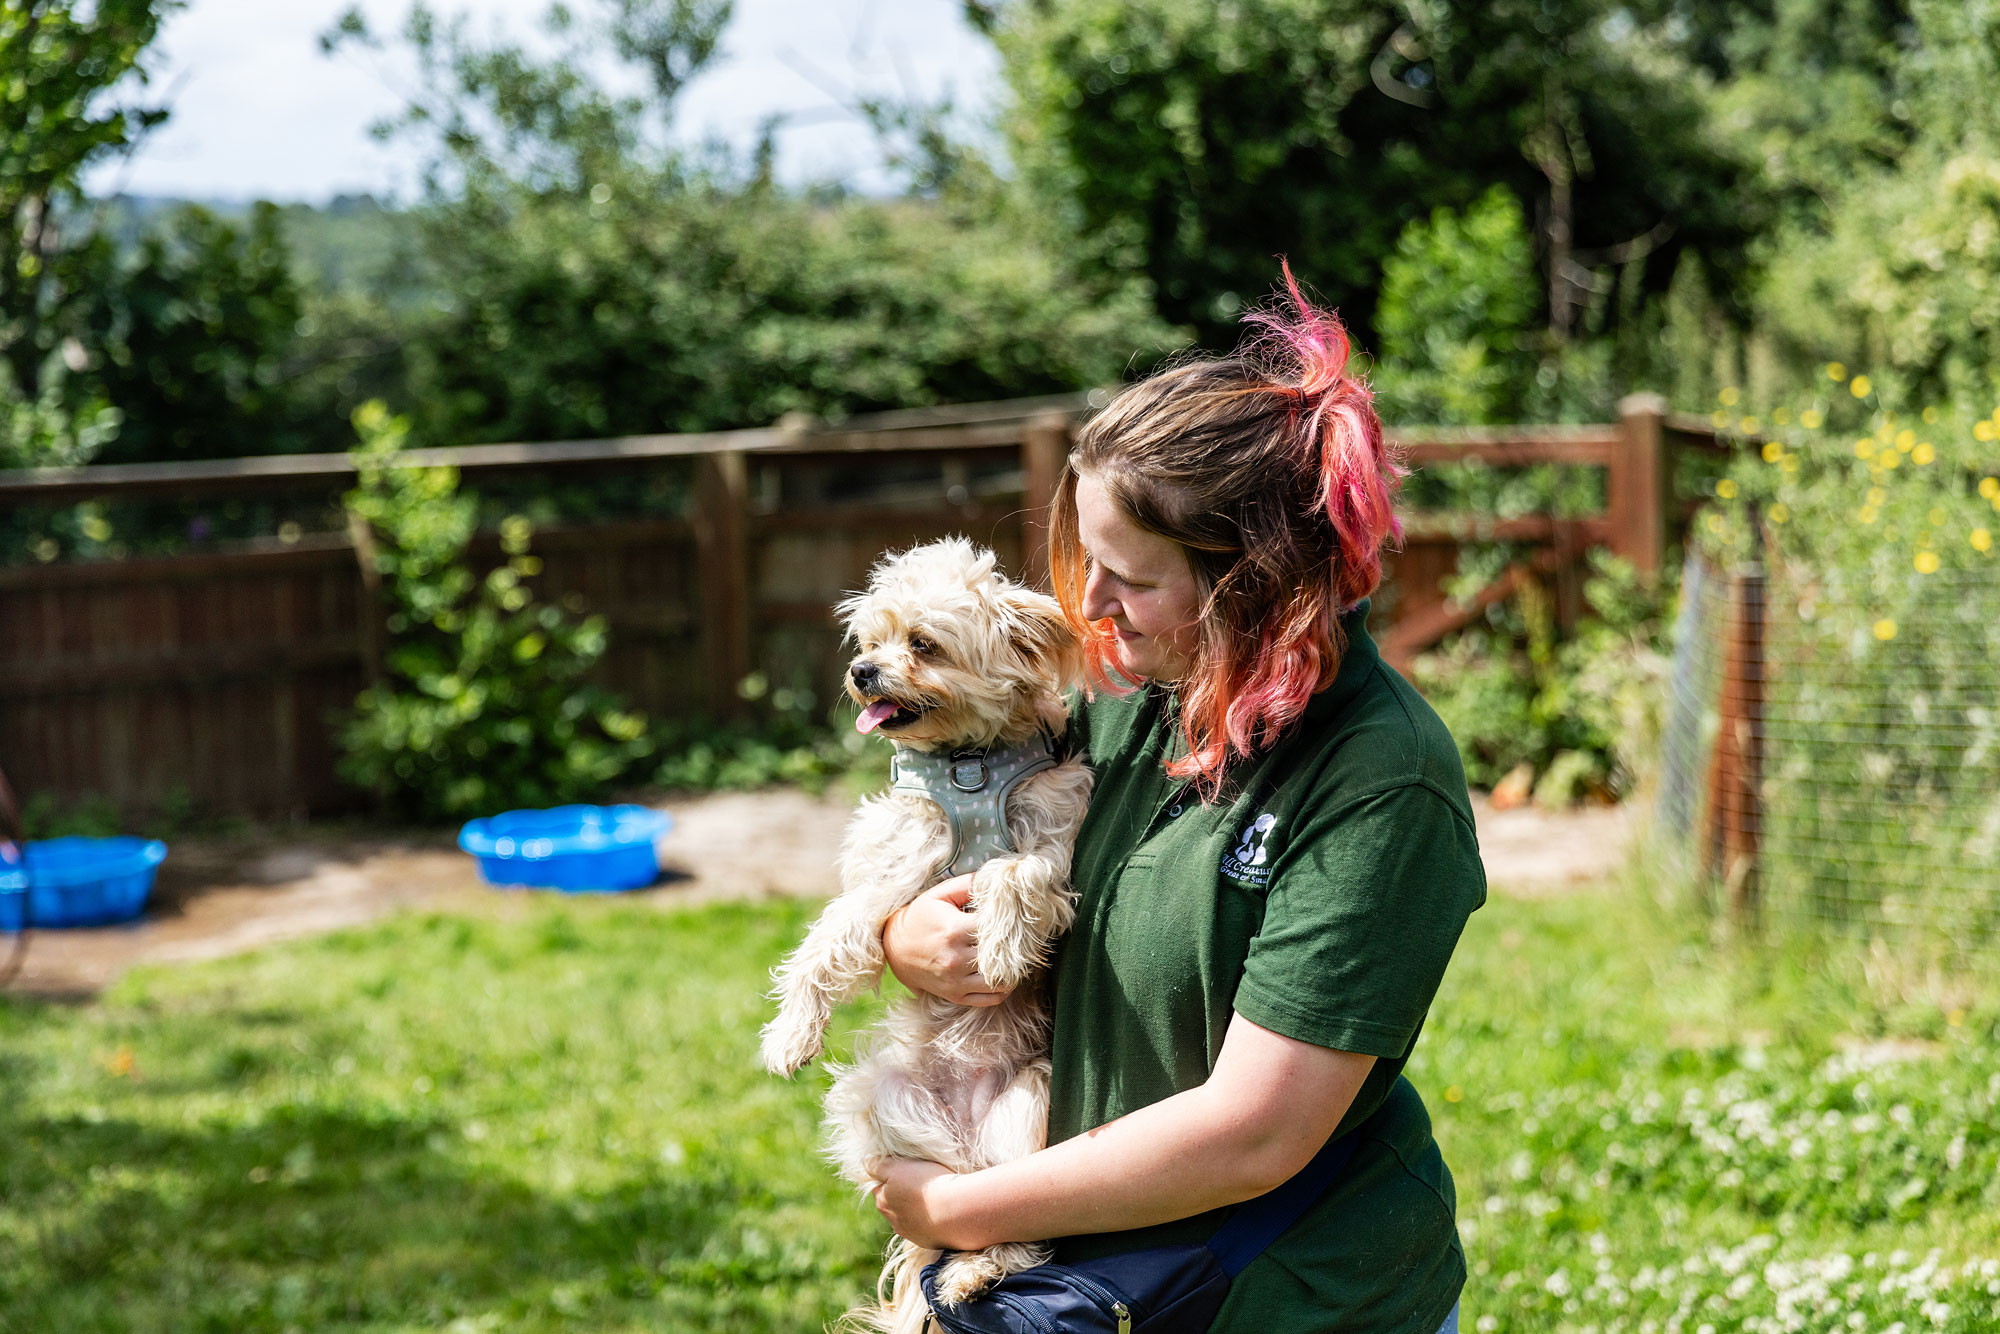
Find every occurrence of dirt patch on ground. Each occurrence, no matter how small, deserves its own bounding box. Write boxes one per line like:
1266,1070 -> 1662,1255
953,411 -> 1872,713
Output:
1469,795 -> 1640,897
7,788 -> 1631,996
7,790 -> 852,996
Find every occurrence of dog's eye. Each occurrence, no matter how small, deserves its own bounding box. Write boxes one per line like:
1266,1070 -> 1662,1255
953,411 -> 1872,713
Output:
907,632 -> 940,658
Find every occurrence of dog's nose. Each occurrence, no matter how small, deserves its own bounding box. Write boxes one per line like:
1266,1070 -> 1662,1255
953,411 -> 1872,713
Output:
850,661 -> 879,689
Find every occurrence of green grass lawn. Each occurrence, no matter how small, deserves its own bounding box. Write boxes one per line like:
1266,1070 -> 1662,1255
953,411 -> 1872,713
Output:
2,877 -> 1996,1332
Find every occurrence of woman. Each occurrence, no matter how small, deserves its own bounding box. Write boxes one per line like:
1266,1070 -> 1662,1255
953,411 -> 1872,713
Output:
875,271 -> 1485,1333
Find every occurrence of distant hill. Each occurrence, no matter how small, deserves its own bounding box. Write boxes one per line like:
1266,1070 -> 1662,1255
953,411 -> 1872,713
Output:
88,193 -> 417,296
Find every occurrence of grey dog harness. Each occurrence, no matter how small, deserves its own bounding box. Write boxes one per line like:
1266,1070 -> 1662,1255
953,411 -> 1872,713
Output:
889,735 -> 1060,881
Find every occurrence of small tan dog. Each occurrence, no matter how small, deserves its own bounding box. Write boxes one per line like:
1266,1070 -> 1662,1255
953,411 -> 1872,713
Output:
760,538 -> 1093,1333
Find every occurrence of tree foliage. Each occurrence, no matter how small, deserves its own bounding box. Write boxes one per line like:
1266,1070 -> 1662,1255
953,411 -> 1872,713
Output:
986,0 -> 1758,351
0,0 -> 179,466
318,0 -> 1175,447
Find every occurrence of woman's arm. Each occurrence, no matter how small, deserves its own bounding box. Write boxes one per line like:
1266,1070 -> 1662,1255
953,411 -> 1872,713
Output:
870,1012 -> 1376,1250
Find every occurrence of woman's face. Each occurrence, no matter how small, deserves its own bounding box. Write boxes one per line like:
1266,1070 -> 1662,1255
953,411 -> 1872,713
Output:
1075,471 -> 1204,682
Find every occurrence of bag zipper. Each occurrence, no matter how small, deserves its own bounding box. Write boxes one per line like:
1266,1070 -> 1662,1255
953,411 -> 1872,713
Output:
1062,1270 -> 1136,1333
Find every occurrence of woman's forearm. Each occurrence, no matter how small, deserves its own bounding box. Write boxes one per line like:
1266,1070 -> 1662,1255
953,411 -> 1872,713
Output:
885,1017 -> 1375,1250
935,1082 -> 1309,1247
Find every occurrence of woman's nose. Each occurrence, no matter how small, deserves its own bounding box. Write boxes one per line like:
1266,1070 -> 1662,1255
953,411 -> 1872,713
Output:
1079,566 -> 1116,622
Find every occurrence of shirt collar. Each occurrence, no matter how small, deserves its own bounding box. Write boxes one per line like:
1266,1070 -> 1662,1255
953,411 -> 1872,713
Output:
1304,598 -> 1381,721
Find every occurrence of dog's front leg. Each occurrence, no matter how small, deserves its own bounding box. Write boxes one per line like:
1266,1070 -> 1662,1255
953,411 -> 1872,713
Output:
969,851 -> 1075,991
760,889 -> 897,1076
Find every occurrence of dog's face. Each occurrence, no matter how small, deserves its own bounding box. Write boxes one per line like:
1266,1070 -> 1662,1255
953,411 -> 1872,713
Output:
839,539 -> 1078,751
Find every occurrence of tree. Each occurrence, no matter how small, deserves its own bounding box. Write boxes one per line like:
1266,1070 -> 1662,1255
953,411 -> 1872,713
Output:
322,0 -> 1176,446
77,203 -> 326,463
0,1 -> 178,410
983,0 -> 1760,352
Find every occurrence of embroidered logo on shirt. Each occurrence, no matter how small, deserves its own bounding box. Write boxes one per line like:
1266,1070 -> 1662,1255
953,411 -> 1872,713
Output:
1220,812 -> 1278,886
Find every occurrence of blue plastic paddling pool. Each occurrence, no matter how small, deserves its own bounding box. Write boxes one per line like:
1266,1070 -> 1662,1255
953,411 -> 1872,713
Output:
0,837 -> 168,931
457,804 -> 672,891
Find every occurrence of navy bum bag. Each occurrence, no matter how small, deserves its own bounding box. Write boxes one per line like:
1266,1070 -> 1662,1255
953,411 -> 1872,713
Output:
919,1126 -> 1361,1334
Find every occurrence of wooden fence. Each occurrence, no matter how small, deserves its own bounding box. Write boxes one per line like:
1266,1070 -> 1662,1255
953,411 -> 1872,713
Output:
0,392 -> 1728,818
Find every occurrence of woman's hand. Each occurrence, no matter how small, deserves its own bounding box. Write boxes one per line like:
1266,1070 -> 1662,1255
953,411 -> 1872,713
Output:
882,876 -> 1011,1006
869,1156 -> 981,1251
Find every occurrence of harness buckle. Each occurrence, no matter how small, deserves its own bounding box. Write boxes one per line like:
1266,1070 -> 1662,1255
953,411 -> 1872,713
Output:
949,751 -> 990,793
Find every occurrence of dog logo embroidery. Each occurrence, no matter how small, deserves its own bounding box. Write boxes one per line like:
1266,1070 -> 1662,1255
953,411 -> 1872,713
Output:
1220,812 -> 1279,887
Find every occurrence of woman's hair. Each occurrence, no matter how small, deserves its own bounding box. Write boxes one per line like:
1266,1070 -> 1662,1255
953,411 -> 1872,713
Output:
1048,264 -> 1404,798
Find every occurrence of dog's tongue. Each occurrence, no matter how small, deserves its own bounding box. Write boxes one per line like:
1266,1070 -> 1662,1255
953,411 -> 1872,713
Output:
856,701 -> 899,734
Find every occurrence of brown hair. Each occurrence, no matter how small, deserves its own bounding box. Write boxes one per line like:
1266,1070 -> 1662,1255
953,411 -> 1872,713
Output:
1048,267 -> 1403,796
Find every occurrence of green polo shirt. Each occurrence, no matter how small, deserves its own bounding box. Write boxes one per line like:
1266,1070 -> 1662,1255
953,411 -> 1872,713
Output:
1046,602 -> 1485,1333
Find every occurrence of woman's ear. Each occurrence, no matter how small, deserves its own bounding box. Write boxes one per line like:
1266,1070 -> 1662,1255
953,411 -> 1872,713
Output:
1001,585 -> 1083,687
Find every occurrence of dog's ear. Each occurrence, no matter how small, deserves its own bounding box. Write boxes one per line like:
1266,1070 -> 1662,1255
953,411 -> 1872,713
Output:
998,584 -> 1081,685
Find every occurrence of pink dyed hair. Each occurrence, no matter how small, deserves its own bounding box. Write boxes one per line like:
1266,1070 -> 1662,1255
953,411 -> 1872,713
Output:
1048,263 -> 1405,797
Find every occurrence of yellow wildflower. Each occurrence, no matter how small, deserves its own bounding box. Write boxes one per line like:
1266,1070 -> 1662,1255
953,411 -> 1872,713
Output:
1781,457 -> 1799,475
1867,487 -> 1887,506
1973,528 -> 1993,553
1740,416 -> 1760,434
1915,550 -> 1940,574
1977,421 -> 1995,442
1711,410 -> 1731,429
1827,361 -> 1847,381
1769,503 -> 1790,524
1980,477 -> 2000,499
1854,439 -> 1876,459
1716,479 -> 1738,499
1881,451 -> 1901,470
1800,409 -> 1823,429
1874,618 -> 1898,641
1858,506 -> 1879,524
1445,1086 -> 1464,1104
1705,513 -> 1725,534
1850,375 -> 1873,397
1896,429 -> 1915,450
1718,386 -> 1741,406
1762,440 -> 1784,463
1922,406 -> 1940,424
1913,442 -> 1936,465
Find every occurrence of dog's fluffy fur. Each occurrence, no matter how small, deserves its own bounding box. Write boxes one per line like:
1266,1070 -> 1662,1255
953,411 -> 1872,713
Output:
760,539 -> 1092,1333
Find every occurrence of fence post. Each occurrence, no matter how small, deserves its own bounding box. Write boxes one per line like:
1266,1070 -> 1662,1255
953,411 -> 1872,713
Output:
1703,565 -> 1765,921
694,451 -> 752,722
1611,392 -> 1671,574
1020,412 -> 1072,589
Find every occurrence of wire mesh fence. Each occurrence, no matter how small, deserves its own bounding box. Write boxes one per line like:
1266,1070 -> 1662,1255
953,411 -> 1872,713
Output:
1658,552 -> 2000,952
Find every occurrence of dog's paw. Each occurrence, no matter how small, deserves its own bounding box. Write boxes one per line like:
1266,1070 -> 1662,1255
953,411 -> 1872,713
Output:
974,934 -> 1039,992
758,1015 -> 821,1076
933,1242 -> 1049,1308
932,1252 -> 1001,1308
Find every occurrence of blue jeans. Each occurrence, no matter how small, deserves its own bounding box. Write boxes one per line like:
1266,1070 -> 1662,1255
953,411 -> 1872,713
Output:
1438,1301 -> 1461,1334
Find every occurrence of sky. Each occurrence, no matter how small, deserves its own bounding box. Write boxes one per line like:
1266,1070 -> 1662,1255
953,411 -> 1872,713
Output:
83,0 -> 1002,204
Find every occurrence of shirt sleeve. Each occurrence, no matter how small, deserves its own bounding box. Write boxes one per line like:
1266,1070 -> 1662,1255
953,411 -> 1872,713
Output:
1232,781 -> 1486,1058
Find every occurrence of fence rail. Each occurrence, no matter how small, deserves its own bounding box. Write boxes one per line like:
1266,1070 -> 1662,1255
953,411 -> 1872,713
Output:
0,392 -> 1729,818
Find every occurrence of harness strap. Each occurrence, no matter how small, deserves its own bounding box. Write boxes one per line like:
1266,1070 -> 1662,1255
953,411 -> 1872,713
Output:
1205,1127 -> 1362,1278
889,733 -> 1060,880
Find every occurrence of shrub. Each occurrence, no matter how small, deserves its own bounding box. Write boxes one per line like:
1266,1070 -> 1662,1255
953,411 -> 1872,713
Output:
336,402 -> 652,819
1699,373 -> 2000,944
1413,551 -> 1672,800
